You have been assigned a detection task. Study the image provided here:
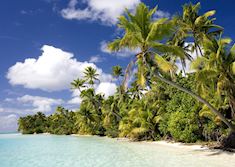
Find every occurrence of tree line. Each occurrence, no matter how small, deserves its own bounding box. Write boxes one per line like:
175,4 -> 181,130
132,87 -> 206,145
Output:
18,2 -> 235,148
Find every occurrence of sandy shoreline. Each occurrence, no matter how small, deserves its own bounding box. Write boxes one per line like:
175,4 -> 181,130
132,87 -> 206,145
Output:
115,138 -> 235,157
141,140 -> 207,150
116,138 -> 212,152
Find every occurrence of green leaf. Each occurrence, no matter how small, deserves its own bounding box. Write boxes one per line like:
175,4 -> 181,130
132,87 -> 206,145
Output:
155,54 -> 176,72
199,105 -> 214,118
231,44 -> 235,53
148,5 -> 158,18
153,116 -> 162,123
220,38 -> 232,45
190,57 -> 208,70
232,62 -> 235,74
203,10 -> 216,18
147,18 -> 173,41
107,39 -> 122,52
152,43 -> 185,58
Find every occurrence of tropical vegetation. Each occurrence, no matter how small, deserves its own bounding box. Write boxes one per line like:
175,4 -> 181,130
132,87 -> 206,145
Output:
18,2 -> 235,148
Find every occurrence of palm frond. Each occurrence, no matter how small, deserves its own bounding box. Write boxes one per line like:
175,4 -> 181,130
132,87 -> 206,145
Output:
147,18 -> 173,41
199,105 -> 214,118
155,54 -> 176,73
152,43 -> 185,58
190,57 -> 208,70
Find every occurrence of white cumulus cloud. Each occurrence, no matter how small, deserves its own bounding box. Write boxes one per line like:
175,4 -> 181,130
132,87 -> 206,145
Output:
68,81 -> 117,105
6,45 -> 117,107
67,89 -> 82,105
17,95 -> 64,113
7,45 -> 112,92
61,0 -> 140,25
96,82 -> 117,98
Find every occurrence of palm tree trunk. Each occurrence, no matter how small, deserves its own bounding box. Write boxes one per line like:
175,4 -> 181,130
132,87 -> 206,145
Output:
154,72 -> 235,132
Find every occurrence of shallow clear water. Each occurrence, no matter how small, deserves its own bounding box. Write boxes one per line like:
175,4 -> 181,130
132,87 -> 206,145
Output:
0,134 -> 234,167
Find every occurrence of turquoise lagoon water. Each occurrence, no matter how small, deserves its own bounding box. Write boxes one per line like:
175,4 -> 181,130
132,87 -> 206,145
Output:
0,134 -> 234,167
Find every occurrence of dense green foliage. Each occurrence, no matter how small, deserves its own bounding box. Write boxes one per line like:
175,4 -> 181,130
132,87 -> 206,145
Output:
18,2 -> 235,144
18,107 -> 77,135
18,112 -> 48,134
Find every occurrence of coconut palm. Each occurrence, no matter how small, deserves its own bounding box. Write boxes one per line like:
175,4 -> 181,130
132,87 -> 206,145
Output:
112,65 -> 123,77
108,3 -> 235,132
103,95 -> 122,120
108,3 -> 182,88
112,65 -> 123,84
192,36 -> 235,119
172,2 -> 223,57
80,88 -> 105,134
76,103 -> 97,134
80,89 -> 101,109
71,78 -> 86,92
84,66 -> 99,86
119,98 -> 161,140
101,95 -> 122,137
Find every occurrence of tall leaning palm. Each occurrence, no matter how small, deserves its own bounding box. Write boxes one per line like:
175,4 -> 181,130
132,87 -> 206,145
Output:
84,66 -> 99,86
109,3 -> 183,88
108,3 -> 235,133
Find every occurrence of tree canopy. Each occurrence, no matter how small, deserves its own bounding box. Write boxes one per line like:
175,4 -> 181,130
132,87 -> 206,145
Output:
18,2 -> 235,148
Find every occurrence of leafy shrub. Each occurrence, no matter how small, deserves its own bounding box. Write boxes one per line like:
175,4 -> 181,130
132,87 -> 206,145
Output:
168,111 -> 200,143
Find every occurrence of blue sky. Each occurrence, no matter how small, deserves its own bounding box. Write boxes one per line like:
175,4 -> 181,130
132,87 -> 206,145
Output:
0,0 -> 235,132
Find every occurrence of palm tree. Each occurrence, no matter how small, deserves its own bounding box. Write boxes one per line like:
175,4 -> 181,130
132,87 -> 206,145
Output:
112,65 -> 123,79
71,67 -> 105,135
112,65 -> 123,86
102,96 -> 122,137
108,3 -> 235,133
103,95 -> 122,120
192,36 -> 235,119
108,3 -> 186,88
71,78 -> 86,92
76,103 -> 97,134
172,2 -> 223,57
119,97 -> 161,140
84,66 -> 99,86
80,88 -> 105,134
